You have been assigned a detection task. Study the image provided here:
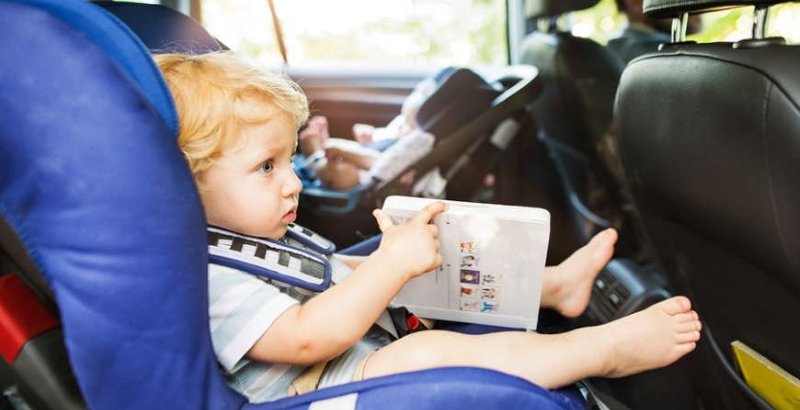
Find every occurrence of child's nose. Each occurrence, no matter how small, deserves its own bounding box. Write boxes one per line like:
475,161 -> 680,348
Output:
283,169 -> 302,197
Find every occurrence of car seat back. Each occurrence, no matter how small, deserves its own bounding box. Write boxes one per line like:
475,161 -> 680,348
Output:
616,0 -> 800,407
520,0 -> 647,258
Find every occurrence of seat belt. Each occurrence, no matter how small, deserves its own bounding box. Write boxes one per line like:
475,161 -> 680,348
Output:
207,225 -> 406,338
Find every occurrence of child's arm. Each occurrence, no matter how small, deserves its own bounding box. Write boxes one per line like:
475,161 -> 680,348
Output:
332,254 -> 366,270
246,202 -> 447,366
325,139 -> 380,170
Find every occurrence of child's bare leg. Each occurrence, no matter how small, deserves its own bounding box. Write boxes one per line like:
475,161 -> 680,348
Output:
540,228 -> 618,317
363,296 -> 700,389
313,157 -> 361,190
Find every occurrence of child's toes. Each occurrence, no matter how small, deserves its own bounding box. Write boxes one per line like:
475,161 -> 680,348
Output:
659,296 -> 691,315
677,322 -> 699,333
677,330 -> 701,343
676,342 -> 697,354
676,311 -> 698,323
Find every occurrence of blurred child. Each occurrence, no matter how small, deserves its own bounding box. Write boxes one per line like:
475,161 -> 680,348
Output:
297,66 -> 497,192
297,74 -> 438,190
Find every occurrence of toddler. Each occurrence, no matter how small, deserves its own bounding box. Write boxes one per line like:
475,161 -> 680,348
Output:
156,52 -> 701,403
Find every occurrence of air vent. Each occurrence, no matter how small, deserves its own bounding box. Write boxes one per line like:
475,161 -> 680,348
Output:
591,270 -> 632,320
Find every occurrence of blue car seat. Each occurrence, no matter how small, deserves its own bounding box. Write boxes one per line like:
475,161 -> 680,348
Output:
0,0 -> 590,409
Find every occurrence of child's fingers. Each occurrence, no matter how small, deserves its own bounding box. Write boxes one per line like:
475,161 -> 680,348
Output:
427,224 -> 439,238
411,201 -> 448,225
372,209 -> 395,232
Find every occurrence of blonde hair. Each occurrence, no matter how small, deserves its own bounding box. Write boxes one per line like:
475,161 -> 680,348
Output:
155,52 -> 309,175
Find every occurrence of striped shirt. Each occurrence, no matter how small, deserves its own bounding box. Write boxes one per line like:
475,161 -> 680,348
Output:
208,256 -> 389,403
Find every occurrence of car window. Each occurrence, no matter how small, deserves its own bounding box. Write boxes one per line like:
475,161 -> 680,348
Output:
572,0 -> 800,44
199,0 -> 508,68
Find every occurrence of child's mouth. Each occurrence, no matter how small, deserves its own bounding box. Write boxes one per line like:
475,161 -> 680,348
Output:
284,209 -> 297,223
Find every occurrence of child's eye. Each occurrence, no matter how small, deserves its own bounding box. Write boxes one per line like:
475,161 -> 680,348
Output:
260,161 -> 274,174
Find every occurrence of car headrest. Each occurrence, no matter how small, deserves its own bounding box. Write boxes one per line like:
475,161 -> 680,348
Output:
525,0 -> 599,19
643,0 -> 786,18
415,67 -> 502,139
0,0 -> 242,408
94,1 -> 225,54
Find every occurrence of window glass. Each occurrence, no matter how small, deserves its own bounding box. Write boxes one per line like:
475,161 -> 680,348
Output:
692,5 -> 800,43
200,0 -> 507,68
570,0 -> 800,44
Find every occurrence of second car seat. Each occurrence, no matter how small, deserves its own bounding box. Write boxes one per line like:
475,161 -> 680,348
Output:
297,65 -> 541,246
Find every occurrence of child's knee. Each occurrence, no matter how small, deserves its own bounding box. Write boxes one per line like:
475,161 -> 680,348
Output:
316,159 -> 360,190
396,331 -> 455,369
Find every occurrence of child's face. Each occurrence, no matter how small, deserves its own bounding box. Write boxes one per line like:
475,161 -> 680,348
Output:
197,113 -> 301,240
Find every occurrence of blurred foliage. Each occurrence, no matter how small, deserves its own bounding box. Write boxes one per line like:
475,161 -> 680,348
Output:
572,0 -> 799,44
201,0 -> 506,67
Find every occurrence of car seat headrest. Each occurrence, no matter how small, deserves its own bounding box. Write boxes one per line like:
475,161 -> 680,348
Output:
644,0 -> 785,18
415,67 -> 502,139
525,0 -> 600,20
94,1 -> 225,54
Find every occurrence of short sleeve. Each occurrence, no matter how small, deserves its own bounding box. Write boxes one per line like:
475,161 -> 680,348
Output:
208,264 -> 299,372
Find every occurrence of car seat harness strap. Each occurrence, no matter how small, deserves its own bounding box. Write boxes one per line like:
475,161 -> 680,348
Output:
207,225 -> 420,339
207,225 -> 332,293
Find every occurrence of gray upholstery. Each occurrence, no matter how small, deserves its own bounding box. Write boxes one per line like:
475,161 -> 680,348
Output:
616,30 -> 800,410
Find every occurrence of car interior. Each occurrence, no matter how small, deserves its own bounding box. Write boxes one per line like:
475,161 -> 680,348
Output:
0,0 -> 798,409
0,1 -> 588,409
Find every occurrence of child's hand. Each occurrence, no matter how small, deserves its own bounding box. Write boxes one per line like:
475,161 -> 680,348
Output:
372,202 -> 447,280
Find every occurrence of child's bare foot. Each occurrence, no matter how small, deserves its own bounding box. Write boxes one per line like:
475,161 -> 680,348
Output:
352,123 -> 375,144
299,116 -> 330,156
597,296 -> 701,378
541,228 -> 617,317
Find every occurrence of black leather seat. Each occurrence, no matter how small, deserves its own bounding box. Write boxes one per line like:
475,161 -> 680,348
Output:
616,1 -> 800,408
519,0 -> 647,259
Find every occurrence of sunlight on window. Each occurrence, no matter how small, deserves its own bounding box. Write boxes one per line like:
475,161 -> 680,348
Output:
570,0 -> 799,44
571,0 -> 625,44
769,5 -> 800,41
690,5 -> 800,43
201,0 -> 506,68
